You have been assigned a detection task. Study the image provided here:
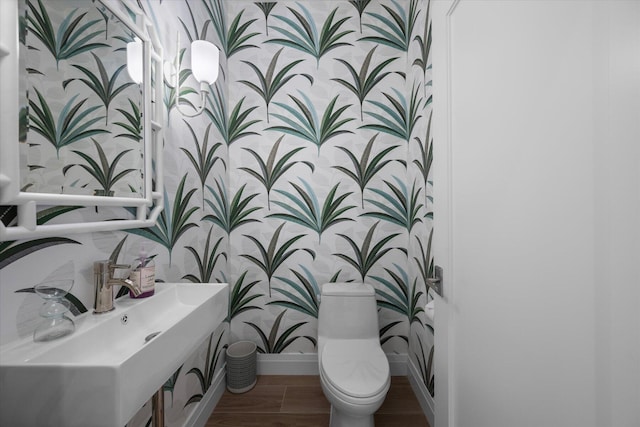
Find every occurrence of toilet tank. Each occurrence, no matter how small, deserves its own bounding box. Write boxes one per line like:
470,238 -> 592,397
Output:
318,283 -> 379,340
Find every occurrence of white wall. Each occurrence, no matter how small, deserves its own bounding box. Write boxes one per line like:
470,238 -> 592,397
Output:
441,1 -> 640,426
593,2 -> 640,427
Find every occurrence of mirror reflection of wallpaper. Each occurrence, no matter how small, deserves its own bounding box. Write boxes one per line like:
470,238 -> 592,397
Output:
19,0 -> 144,198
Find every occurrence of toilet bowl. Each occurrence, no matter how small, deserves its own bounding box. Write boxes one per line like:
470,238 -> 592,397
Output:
318,283 -> 390,427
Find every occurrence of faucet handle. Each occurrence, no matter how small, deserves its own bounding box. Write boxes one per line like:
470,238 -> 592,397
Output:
95,260 -> 130,271
108,263 -> 131,281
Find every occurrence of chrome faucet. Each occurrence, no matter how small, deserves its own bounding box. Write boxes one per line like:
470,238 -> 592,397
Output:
93,260 -> 142,314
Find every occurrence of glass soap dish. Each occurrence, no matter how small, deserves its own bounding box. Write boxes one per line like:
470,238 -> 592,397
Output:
33,280 -> 76,342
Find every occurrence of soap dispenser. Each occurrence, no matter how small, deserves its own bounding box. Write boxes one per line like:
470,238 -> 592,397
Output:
129,248 -> 155,298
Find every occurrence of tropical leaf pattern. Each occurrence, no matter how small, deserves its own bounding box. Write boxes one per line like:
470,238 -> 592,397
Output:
64,52 -> 134,123
26,0 -> 108,68
114,99 -> 142,142
239,135 -> 313,209
22,0 -> 142,196
266,4 -> 354,66
203,0 -> 259,58
360,0 -> 420,52
349,0 -> 373,33
5,1 -> 435,425
240,222 -> 312,297
269,264 -> 321,318
70,138 -> 136,195
28,89 -> 109,159
362,177 -> 424,232
332,46 -> 398,120
184,328 -> 228,406
238,48 -> 304,123
178,0 -> 211,42
182,227 -> 227,283
415,333 -> 435,396
205,84 -> 261,146
228,270 -> 263,321
333,133 -> 399,208
371,264 -> 424,328
254,2 -> 277,35
334,221 -> 401,282
245,309 -> 317,353
267,92 -> 354,155
0,206 -> 82,269
361,82 -> 423,142
202,179 -> 262,234
125,175 -> 199,265
413,0 -> 432,96
268,179 -> 356,243
181,122 -> 224,209
414,111 -> 434,189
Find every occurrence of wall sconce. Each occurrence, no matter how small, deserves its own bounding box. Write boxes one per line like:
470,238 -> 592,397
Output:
126,38 -> 143,84
165,33 -> 219,117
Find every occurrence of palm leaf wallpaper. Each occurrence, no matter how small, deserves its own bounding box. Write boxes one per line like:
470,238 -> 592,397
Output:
1,1 -> 435,425
21,0 -> 143,197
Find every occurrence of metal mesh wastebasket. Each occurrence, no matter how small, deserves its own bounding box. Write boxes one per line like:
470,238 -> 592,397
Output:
226,341 -> 257,393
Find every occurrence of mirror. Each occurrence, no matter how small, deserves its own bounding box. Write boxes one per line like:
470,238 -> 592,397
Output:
19,0 -> 144,198
0,0 -> 164,240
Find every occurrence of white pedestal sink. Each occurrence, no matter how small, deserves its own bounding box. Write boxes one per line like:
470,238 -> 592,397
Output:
0,282 -> 229,427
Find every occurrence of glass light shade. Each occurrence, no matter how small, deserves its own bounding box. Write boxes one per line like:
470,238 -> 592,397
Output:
126,39 -> 143,84
191,40 -> 219,85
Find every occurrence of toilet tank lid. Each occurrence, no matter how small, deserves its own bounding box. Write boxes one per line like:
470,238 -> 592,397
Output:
321,283 -> 374,296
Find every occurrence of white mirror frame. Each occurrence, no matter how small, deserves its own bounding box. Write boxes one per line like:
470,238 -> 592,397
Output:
0,0 -> 164,240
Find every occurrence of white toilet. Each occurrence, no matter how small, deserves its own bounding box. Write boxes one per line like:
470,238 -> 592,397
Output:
318,282 -> 390,427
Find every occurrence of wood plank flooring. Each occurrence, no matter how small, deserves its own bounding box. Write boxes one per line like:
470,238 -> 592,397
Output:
208,375 -> 430,427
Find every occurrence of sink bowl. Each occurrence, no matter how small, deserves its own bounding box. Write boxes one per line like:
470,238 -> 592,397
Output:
0,282 -> 229,427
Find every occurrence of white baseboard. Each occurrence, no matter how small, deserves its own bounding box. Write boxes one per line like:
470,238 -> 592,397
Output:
257,353 -> 408,376
387,353 -> 408,376
257,353 -> 319,375
185,363 -> 227,427
407,357 -> 435,427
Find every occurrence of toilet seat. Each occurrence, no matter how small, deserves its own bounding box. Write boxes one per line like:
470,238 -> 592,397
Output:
320,339 -> 390,400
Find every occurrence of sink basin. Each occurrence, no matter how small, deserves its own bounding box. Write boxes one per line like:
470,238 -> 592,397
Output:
0,282 -> 229,427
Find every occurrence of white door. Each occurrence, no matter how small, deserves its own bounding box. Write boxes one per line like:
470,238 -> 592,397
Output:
432,1 -> 640,427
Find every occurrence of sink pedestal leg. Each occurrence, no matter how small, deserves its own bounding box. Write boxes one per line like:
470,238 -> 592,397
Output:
152,387 -> 164,427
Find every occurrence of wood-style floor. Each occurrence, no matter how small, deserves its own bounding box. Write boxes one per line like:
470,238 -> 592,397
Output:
208,375 -> 430,427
